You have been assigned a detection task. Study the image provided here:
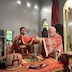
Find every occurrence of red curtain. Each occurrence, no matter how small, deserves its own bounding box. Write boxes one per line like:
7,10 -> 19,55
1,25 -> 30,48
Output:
51,0 -> 59,26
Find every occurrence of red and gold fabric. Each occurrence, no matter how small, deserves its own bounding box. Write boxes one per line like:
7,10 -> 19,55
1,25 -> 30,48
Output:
0,58 -> 64,72
11,35 -> 34,53
42,33 -> 63,57
41,26 -> 64,57
11,35 -> 39,54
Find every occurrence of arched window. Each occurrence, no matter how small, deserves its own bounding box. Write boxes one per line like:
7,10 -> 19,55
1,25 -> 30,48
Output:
42,19 -> 48,30
42,19 -> 48,37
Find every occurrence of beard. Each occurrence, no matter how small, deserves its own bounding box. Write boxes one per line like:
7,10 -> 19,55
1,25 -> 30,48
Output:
20,33 -> 25,35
